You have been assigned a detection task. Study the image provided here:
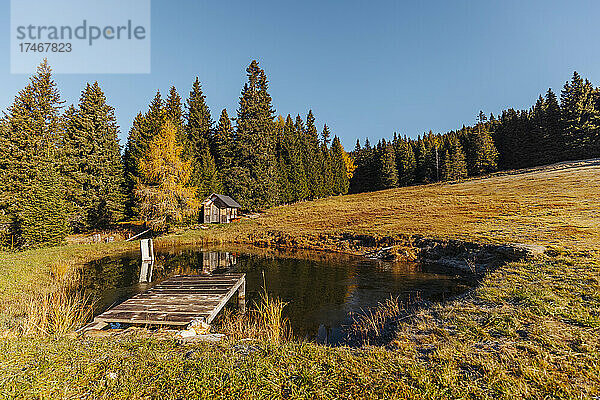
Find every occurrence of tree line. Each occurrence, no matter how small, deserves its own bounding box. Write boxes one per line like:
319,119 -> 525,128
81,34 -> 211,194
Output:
1,61 -> 599,250
0,60 -> 350,249
350,72 -> 600,193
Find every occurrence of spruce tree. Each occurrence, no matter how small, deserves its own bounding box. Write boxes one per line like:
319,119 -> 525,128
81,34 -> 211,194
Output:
290,116 -> 310,200
560,72 -> 599,159
378,142 -> 398,189
440,134 -> 467,181
184,79 -> 212,154
165,86 -> 185,144
543,88 -> 563,162
62,82 -> 126,231
349,139 -> 367,193
293,115 -> 311,200
184,78 -> 221,201
123,112 -> 147,217
320,125 -> 335,195
414,138 -> 427,183
0,59 -> 70,248
422,132 -> 439,182
394,136 -> 416,186
231,60 -> 278,210
330,136 -> 350,194
528,95 -> 548,166
304,110 -> 323,198
275,116 -> 292,203
213,109 -> 236,192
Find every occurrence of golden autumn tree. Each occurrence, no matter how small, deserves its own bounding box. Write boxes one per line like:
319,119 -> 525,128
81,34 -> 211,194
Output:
135,120 -> 199,230
341,149 -> 356,179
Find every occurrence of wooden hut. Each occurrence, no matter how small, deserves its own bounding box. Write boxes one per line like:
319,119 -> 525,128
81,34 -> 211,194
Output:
202,193 -> 242,224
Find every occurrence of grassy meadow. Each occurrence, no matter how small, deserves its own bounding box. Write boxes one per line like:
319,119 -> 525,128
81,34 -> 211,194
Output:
1,159 -> 599,398
193,158 -> 600,250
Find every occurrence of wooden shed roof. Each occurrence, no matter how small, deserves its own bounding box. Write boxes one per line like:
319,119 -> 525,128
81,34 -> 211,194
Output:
204,193 -> 242,209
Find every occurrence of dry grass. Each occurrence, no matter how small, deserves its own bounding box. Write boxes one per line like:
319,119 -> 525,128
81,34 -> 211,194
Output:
178,159 -> 600,251
255,289 -> 290,344
23,286 -> 93,336
351,296 -> 405,344
0,160 -> 599,398
214,290 -> 290,344
0,240 -> 137,333
18,261 -> 94,336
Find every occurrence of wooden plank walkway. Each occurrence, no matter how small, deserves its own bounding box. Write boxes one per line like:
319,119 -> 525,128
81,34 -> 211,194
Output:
93,273 -> 246,327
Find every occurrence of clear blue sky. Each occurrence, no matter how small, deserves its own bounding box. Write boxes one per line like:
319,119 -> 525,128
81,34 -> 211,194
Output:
2,0 -> 599,149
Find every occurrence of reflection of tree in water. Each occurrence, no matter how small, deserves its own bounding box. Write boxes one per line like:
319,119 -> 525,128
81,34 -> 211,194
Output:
81,255 -> 139,295
233,254 -> 352,337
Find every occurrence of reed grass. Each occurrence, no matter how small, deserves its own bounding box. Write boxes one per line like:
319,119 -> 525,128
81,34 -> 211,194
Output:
255,289 -> 290,344
351,295 -> 411,345
23,286 -> 93,336
214,289 -> 290,344
16,261 -> 95,336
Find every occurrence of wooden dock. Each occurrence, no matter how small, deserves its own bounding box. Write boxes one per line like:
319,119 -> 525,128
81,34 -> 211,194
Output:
93,273 -> 246,327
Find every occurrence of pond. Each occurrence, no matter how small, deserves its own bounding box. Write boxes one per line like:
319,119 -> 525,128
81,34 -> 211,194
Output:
81,245 -> 472,344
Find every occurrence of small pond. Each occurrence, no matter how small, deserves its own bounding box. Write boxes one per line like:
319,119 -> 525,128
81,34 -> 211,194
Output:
81,245 -> 472,344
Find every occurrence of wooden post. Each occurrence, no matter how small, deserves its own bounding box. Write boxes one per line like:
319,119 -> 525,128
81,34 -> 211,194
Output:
238,275 -> 246,314
140,238 -> 154,263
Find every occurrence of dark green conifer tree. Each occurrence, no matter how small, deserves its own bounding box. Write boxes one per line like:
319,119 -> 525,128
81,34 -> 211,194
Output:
275,115 -> 309,202
274,116 -> 292,203
440,134 -> 468,181
304,110 -> 323,198
330,136 -> 350,194
165,86 -> 185,144
320,125 -> 335,195
422,132 -> 439,182
377,141 -> 398,189
213,109 -> 234,168
543,88 -> 563,162
528,96 -> 548,166
291,116 -> 310,200
414,137 -> 427,183
62,82 -> 126,231
0,59 -> 70,248
231,60 -> 278,210
184,78 -> 221,200
394,135 -> 416,186
349,139 -> 368,193
560,72 -> 599,159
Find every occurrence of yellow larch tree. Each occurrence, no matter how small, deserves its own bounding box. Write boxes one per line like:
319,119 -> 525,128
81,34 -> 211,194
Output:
135,120 -> 199,230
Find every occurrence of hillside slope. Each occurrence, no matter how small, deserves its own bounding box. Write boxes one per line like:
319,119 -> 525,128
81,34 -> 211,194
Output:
222,158 -> 600,250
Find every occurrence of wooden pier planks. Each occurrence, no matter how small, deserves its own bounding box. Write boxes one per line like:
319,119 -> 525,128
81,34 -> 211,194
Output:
93,273 -> 246,326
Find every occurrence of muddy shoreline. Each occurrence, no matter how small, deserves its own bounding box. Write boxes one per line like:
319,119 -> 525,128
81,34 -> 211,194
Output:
230,230 -> 547,276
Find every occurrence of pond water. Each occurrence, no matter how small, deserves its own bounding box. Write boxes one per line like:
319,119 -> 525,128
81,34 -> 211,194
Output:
81,245 -> 472,344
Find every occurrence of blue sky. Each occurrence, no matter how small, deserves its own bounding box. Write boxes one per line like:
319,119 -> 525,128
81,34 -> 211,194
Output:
2,0 -> 600,149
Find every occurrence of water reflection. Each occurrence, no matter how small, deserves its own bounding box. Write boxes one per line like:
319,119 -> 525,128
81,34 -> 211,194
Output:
82,246 -> 471,344
139,261 -> 153,283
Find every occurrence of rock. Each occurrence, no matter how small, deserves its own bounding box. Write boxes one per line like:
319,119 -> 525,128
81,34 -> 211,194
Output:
177,329 -> 197,338
180,333 -> 226,343
189,319 -> 211,335
176,319 -> 212,339
232,344 -> 260,356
